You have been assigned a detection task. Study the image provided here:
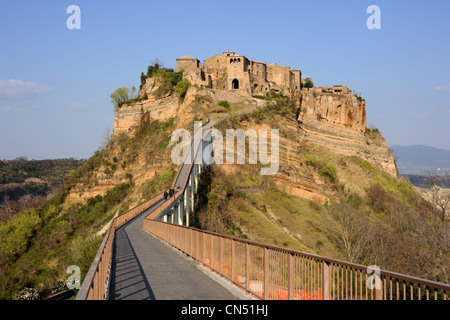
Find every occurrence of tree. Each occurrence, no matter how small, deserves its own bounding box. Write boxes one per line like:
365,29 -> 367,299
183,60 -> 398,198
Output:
424,171 -> 450,223
110,86 -> 137,110
174,78 -> 191,101
110,87 -> 129,110
325,201 -> 371,263
147,58 -> 163,77
0,196 -> 17,220
302,78 -> 314,88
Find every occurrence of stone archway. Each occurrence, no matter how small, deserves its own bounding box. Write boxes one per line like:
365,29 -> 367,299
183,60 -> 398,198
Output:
232,79 -> 239,90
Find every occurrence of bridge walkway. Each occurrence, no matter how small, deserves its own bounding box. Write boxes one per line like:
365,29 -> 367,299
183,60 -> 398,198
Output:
109,200 -> 240,300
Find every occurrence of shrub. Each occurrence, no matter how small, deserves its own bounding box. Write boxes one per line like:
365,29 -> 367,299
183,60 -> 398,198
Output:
319,163 -> 337,182
158,136 -> 171,150
51,279 -> 67,294
110,86 -> 137,110
252,95 -> 268,100
174,78 -> 191,101
263,93 -> 296,117
71,234 -> 103,275
147,62 -> 160,77
0,209 -> 41,263
15,287 -> 40,300
152,68 -> 184,99
303,151 -> 337,182
302,78 -> 314,88
218,100 -> 230,110
250,109 -> 265,123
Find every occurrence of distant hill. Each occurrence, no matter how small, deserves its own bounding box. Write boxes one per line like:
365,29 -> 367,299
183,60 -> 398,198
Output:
0,158 -> 85,203
391,145 -> 450,175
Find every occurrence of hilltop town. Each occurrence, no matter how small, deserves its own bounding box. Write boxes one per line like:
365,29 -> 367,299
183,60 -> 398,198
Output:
175,50 -> 350,96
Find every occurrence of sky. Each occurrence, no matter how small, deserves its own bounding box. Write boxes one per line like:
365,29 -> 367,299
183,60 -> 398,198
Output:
0,0 -> 449,160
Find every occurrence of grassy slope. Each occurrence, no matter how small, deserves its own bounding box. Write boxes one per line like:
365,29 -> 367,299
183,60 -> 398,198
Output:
0,114 -> 178,299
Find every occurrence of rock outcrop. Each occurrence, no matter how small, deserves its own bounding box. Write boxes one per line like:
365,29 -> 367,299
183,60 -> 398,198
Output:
297,91 -> 397,177
108,81 -> 397,206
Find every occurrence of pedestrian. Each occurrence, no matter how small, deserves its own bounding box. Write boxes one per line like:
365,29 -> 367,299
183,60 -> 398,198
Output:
164,191 -> 168,200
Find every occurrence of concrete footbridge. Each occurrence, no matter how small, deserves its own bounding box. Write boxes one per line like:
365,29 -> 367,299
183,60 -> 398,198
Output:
76,120 -> 450,301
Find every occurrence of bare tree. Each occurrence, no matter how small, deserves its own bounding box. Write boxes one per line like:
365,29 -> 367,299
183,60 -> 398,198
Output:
325,201 -> 372,263
0,196 -> 17,220
18,194 -> 32,211
424,171 -> 450,223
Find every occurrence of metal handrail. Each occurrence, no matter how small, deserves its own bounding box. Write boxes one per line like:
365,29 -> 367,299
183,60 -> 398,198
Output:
75,193 -> 164,300
144,219 -> 450,300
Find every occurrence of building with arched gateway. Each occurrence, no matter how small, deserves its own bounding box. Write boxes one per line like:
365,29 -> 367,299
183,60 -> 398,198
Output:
175,51 -> 302,95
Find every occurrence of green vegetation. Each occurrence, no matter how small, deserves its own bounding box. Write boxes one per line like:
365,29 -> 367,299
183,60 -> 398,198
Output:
152,68 -> 184,98
365,125 -> 380,134
140,169 -> 176,200
114,60 -> 188,109
110,86 -> 138,110
218,100 -> 230,110
0,208 -> 41,264
142,61 -> 186,99
0,158 -> 84,186
264,92 -> 297,118
173,78 -> 191,101
355,93 -> 366,102
0,158 -> 84,224
303,150 -> 338,182
146,61 -> 161,78
302,78 -> 314,88
192,165 -> 334,254
0,108 -> 179,299
252,95 -> 269,100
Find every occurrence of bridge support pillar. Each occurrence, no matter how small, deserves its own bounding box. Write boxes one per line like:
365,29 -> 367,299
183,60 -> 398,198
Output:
190,171 -> 195,216
174,205 -> 179,225
184,184 -> 190,227
178,199 -> 184,225
194,163 -> 198,193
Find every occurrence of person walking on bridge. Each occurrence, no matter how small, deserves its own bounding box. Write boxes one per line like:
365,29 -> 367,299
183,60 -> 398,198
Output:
164,191 -> 168,201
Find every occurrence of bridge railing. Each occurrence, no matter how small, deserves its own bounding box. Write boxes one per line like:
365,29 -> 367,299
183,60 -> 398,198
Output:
144,219 -> 450,300
76,121 -> 211,300
75,193 -> 164,300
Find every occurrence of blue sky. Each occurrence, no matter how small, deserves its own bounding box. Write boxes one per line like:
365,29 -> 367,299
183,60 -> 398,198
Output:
0,0 -> 449,160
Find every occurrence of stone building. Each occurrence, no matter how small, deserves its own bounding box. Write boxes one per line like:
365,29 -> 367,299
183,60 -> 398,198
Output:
176,51 -> 302,95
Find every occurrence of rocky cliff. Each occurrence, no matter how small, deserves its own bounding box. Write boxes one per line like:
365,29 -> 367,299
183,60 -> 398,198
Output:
296,91 -> 397,177
107,82 -> 397,206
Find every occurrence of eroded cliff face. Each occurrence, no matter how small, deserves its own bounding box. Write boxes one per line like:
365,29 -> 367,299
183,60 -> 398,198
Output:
297,91 -> 397,177
113,80 -> 257,136
95,84 -> 397,206
113,77 -> 182,135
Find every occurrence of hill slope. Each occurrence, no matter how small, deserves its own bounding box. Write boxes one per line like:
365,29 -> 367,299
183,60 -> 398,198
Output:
0,67 -> 447,299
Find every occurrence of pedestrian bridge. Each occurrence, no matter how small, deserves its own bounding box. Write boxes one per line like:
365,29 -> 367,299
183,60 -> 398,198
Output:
76,121 -> 449,300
